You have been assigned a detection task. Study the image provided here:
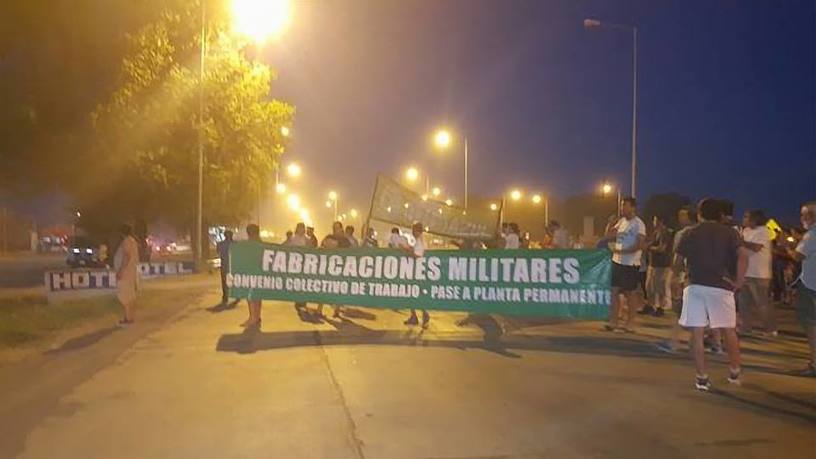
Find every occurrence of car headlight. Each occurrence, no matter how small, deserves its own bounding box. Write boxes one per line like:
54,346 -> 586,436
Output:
86,248 -> 93,254
72,248 -> 80,254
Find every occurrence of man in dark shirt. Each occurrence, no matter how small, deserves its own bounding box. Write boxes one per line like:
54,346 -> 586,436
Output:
675,198 -> 749,391
316,221 -> 351,318
642,215 -> 673,316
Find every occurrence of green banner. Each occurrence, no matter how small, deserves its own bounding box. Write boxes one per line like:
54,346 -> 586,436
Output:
228,242 -> 611,319
368,175 -> 501,240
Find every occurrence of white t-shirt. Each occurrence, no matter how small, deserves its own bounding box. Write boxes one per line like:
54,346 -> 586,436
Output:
412,235 -> 426,257
389,233 -> 408,249
612,216 -> 646,266
796,227 -> 816,290
505,233 -> 520,249
742,226 -> 771,279
113,236 -> 139,280
286,234 -> 308,247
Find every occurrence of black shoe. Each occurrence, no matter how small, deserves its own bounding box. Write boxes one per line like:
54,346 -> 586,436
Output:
404,315 -> 419,326
653,308 -> 665,317
637,305 -> 655,315
695,375 -> 711,392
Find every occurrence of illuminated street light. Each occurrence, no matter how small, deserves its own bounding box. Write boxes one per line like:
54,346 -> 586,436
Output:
532,194 -> 542,204
421,194 -> 429,201
601,182 -> 613,195
280,126 -> 290,137
433,129 -> 452,150
299,208 -> 310,222
327,191 -> 338,220
445,199 -> 453,206
431,187 -> 441,197
275,183 -> 287,194
510,189 -> 523,201
405,167 -> 419,182
287,162 -> 301,178
232,0 -> 293,44
350,209 -> 358,218
286,194 -> 300,211
404,203 -> 410,209
489,203 -> 498,211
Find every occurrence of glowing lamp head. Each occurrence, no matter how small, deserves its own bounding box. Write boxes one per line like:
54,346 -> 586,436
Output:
405,167 -> 419,182
532,194 -> 542,204
433,129 -> 452,149
328,191 -> 338,201
275,183 -> 287,194
490,203 -> 498,211
232,0 -> 293,44
286,162 -> 301,178
510,189 -> 522,201
431,187 -> 441,197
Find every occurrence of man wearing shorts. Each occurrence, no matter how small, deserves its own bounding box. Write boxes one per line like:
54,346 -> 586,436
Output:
675,198 -> 749,391
604,197 -> 646,333
787,201 -> 816,377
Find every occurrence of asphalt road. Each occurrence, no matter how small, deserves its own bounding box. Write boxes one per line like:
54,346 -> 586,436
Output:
1,280 -> 814,458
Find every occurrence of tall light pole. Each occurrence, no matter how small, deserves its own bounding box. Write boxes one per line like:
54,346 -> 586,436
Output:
433,128 -> 469,208
584,18 -> 638,198
195,0 -> 293,267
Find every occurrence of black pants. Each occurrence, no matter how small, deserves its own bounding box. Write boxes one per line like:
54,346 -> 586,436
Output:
220,268 -> 229,303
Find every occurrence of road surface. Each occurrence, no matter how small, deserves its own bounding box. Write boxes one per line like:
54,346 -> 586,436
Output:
1,279 -> 814,458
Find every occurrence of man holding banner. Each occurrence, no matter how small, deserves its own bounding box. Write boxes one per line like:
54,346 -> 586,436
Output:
402,222 -> 430,328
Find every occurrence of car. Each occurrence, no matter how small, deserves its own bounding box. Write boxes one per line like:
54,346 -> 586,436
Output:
66,236 -> 105,268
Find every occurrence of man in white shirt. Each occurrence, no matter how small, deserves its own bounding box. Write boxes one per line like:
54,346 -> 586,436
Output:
788,201 -> 816,377
505,223 -> 521,249
603,197 -> 646,333
403,222 -> 430,328
287,223 -> 309,314
739,210 -> 775,336
114,224 -> 140,326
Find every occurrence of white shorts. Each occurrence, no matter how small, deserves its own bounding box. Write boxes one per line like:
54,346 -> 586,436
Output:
678,284 -> 736,329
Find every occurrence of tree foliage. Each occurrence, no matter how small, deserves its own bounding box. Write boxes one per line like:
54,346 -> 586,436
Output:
85,1 -> 293,236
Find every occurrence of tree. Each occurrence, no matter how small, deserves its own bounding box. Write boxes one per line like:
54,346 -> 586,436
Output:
86,1 -> 294,241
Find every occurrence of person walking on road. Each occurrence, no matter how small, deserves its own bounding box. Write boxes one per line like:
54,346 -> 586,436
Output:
675,198 -> 749,391
345,225 -> 360,247
316,221 -> 352,319
287,223 -> 309,314
217,230 -> 233,305
241,224 -> 263,328
604,197 -> 646,333
114,224 -> 139,326
658,207 -> 694,354
786,201 -> 816,377
739,210 -> 775,336
641,215 -> 673,317
403,222 -> 430,328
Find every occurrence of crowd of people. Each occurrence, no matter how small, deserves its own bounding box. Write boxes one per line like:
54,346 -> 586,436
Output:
214,198 -> 816,390
600,197 -> 815,390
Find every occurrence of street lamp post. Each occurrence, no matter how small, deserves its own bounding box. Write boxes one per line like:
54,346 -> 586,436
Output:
433,129 -> 469,208
194,0 -> 293,268
584,18 -> 638,198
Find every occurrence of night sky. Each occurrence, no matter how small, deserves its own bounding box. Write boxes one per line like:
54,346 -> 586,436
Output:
264,0 -> 815,222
